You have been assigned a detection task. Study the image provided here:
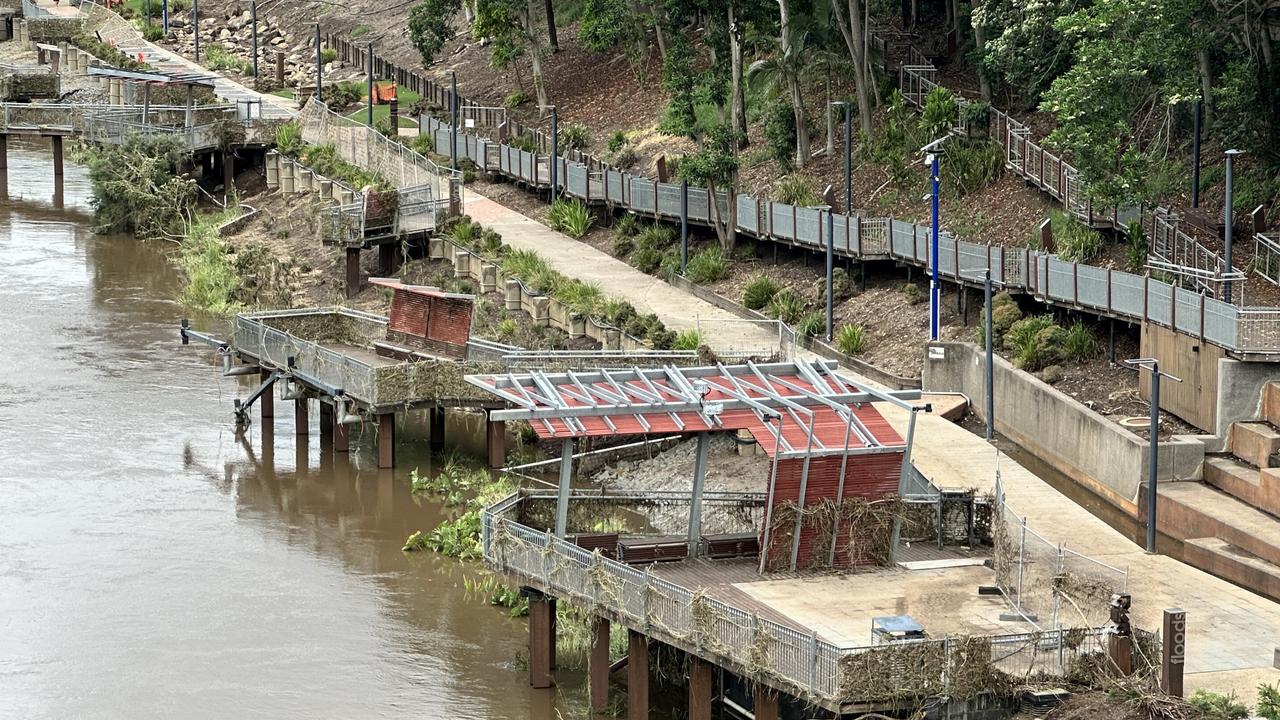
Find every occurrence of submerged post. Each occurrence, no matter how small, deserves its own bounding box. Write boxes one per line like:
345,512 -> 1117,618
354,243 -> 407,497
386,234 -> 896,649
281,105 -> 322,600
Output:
295,398 -> 308,437
555,437 -> 573,538
589,615 -> 610,711
526,588 -> 555,688
377,413 -> 395,469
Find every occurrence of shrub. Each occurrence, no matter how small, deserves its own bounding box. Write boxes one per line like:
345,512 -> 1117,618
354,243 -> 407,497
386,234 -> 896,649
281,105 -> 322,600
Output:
501,247 -> 548,280
320,47 -> 338,64
658,249 -> 682,282
1125,220 -> 1148,272
509,133 -> 538,153
1188,691 -> 1249,720
328,81 -> 363,110
1005,315 -> 1064,371
685,248 -> 728,283
1257,682 -> 1279,720
560,124 -> 589,151
743,274 -> 780,310
143,24 -> 166,41
631,243 -> 662,274
635,223 -> 675,250
608,131 -> 628,153
919,86 -> 958,139
672,329 -> 704,350
548,198 -> 593,238
766,290 -> 806,324
204,44 -> 251,74
615,146 -> 638,167
991,295 -> 1023,339
649,328 -> 677,350
554,280 -> 604,316
774,174 -> 822,206
479,228 -> 504,255
351,24 -> 372,37
1050,211 -> 1104,262
613,212 -> 639,238
901,282 -> 926,305
1063,321 -> 1096,362
612,234 -> 635,258
818,266 -> 854,303
504,90 -> 530,109
762,99 -> 797,169
496,317 -> 519,342
942,140 -> 1004,197
527,265 -> 563,294
795,311 -> 825,338
274,122 -> 303,156
836,324 -> 867,354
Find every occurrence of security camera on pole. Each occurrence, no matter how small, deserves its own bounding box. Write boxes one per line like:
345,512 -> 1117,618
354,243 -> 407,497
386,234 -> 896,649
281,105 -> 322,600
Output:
920,136 -> 951,341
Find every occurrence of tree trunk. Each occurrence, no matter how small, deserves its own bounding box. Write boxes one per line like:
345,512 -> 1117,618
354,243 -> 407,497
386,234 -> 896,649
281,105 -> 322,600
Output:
833,0 -> 873,136
544,0 -> 558,52
777,0 -> 809,168
522,1 -> 550,110
825,74 -> 834,156
652,4 -> 669,63
709,179 -> 737,251
864,0 -> 879,107
728,2 -> 748,144
974,22 -> 992,101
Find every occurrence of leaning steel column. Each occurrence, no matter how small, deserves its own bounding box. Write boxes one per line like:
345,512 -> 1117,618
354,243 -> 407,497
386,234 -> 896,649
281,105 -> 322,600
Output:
555,438 -> 574,538
51,135 -> 64,181
687,432 -> 709,554
589,616 -> 611,712
295,398 -> 309,437
377,413 -> 396,469
526,588 -> 554,688
345,247 -> 361,298
753,686 -> 779,720
259,369 -> 275,423
687,654 -> 712,720
627,630 -> 648,720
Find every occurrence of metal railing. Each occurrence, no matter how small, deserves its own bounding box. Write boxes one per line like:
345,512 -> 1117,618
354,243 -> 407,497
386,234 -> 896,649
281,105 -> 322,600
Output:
1254,232 -> 1280,287
483,488 -> 1116,705
233,308 -> 382,402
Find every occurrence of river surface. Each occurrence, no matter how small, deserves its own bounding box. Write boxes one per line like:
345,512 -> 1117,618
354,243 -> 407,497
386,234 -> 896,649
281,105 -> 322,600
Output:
0,143 -> 572,719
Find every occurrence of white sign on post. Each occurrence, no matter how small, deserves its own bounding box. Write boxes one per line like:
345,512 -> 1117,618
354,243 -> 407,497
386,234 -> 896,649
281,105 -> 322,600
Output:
465,118 -> 475,129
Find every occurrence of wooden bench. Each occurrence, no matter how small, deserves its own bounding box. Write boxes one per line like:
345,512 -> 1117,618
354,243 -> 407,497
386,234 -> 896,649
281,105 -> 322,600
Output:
1184,207 -> 1224,239
618,536 -> 688,564
702,532 -> 760,559
569,532 -> 619,559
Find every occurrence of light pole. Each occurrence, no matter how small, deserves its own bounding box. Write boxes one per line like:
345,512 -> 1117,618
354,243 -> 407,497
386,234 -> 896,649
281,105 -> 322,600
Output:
831,101 -> 851,214
962,268 -> 1005,442
162,0 -> 168,33
819,193 -> 836,341
250,1 -> 258,82
192,0 -> 200,63
541,104 -> 559,203
1224,149 -> 1244,302
450,71 -> 458,171
680,178 -> 689,272
366,42 -> 374,127
1190,98 -> 1202,208
312,22 -> 321,103
1124,358 -> 1183,554
922,136 -> 949,341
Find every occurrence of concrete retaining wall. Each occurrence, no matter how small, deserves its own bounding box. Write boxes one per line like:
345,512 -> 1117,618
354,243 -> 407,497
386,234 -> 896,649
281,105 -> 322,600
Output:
922,341 -> 1204,509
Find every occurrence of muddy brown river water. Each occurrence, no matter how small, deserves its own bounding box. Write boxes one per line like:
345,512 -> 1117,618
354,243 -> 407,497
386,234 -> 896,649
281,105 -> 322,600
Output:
0,144 -> 577,718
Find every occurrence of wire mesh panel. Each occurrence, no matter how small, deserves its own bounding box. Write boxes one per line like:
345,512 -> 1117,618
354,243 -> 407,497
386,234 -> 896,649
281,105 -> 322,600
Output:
1173,287 -> 1203,337
1044,257 -> 1076,303
737,194 -> 758,235
687,187 -> 711,223
1110,271 -> 1145,319
831,214 -> 851,254
1058,548 -> 1127,627
1147,281 -> 1173,327
1075,264 -> 1109,310
566,163 -> 589,199
770,203 -> 796,242
656,182 -> 682,220
606,170 -> 625,204
889,220 -> 917,260
632,178 -> 656,214
794,207 -> 822,247
1205,299 -> 1240,349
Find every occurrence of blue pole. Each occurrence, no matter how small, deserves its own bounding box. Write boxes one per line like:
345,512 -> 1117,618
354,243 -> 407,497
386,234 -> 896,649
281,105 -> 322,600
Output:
930,153 -> 940,341
162,0 -> 168,33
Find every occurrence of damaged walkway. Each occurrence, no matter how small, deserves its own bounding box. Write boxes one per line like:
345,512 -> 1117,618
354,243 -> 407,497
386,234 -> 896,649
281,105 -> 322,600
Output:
877,403 -> 1280,705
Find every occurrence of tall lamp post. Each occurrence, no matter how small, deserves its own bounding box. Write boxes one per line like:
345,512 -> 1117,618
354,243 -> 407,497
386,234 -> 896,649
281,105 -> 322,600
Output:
921,136 -> 950,341
1224,149 -> 1245,302
831,101 -> 851,214
1124,358 -> 1184,554
365,42 -> 374,127
312,21 -> 322,103
961,268 -> 1006,442
818,196 -> 835,341
541,104 -> 559,203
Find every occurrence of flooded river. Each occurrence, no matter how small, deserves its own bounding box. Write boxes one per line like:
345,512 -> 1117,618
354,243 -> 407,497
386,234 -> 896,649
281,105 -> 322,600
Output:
0,144 -> 573,718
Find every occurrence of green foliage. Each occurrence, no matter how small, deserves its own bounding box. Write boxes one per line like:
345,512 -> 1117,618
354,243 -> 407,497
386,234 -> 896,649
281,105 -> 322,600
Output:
204,44 -> 252,74
794,311 -> 825,338
579,0 -> 635,51
142,24 -> 165,41
743,274 -> 781,310
73,33 -> 147,70
774,174 -> 821,206
351,24 -> 372,37
408,0 -> 463,65
298,143 -> 393,191
560,124 -> 590,151
658,38 -> 698,137
919,86 -> 958,139
649,328 -> 677,350
901,282 -> 926,305
685,248 -> 728,283
327,81 -> 363,110
320,47 -> 338,64
861,91 -> 925,188
677,124 -> 741,189
990,292 -> 1023,340
608,131 -> 628,153
509,133 -> 538,153
1049,211 -> 1104,262
503,90 -> 530,109
612,234 -> 635,258
1257,682 -> 1280,720
658,249 -> 682,282
554,280 -> 604,316
672,329 -> 704,350
274,122 -> 304,157
614,146 -> 639,167
178,210 -> 243,314
762,99 -> 798,169
548,198 -> 594,238
1125,220 -> 1148,272
972,0 -> 1077,107
942,140 -> 1004,197
1188,690 -> 1249,720
766,290 -> 806,324
402,530 -> 431,551
80,135 -> 195,239
1063,321 -> 1096,362
613,212 -> 639,238
836,324 -> 867,354
819,267 -> 854,303
1005,315 -> 1066,371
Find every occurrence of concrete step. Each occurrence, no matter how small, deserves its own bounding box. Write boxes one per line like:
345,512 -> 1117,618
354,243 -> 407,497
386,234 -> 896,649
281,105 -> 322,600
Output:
1263,381 -> 1280,427
1183,537 -> 1280,602
1203,456 -> 1280,518
1145,481 -> 1280,567
1228,421 -> 1280,468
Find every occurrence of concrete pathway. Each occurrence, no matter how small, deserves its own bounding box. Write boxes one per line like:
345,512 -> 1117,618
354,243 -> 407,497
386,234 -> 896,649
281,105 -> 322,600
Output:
466,194 -> 791,357
878,404 -> 1280,704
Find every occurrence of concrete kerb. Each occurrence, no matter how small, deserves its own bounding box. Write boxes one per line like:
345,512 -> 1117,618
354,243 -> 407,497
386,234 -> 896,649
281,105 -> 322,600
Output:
922,341 -> 1205,507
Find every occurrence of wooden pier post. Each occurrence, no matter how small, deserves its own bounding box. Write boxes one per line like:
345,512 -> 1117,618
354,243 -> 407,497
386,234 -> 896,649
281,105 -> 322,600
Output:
275,51 -> 285,86
295,398 -> 309,437
259,369 -> 274,422
51,135 -> 63,190
486,411 -> 505,469
1161,609 -> 1186,697
688,655 -> 712,720
527,589 -> 555,688
345,247 -> 361,298
0,134 -> 8,170
378,241 -> 397,275
319,401 -> 333,450
589,616 -> 611,713
753,686 -> 779,720
429,406 -> 445,452
222,148 -> 234,196
333,416 -> 349,452
377,413 -> 396,469
627,630 -> 648,720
